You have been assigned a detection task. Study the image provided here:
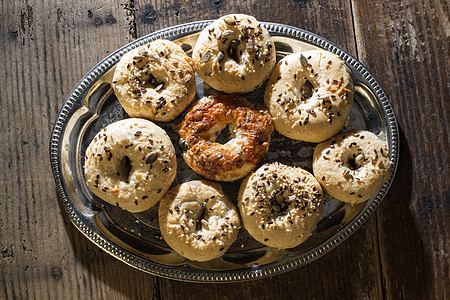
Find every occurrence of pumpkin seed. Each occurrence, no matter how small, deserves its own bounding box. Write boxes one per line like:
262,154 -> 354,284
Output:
230,39 -> 239,49
217,51 -> 225,64
300,54 -> 308,67
145,152 -> 158,164
201,50 -> 211,63
272,205 -> 281,213
224,16 -> 236,26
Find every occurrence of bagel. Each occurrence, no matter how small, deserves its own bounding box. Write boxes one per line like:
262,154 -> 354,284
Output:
84,118 -> 177,212
159,180 -> 241,262
265,50 -> 354,142
312,130 -> 391,204
178,94 -> 273,182
193,14 -> 276,94
112,39 -> 196,122
238,163 -> 323,249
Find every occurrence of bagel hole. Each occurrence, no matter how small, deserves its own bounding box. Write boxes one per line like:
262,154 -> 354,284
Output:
347,153 -> 364,170
300,80 -> 314,101
226,39 -> 241,63
269,193 -> 290,215
118,156 -> 133,181
195,202 -> 207,231
215,124 -> 233,144
142,74 -> 166,92
347,157 -> 358,170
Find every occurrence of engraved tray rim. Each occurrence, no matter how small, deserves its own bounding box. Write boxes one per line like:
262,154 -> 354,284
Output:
49,20 -> 399,282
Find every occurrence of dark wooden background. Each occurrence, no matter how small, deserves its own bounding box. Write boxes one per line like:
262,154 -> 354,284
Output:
1,0 -> 448,299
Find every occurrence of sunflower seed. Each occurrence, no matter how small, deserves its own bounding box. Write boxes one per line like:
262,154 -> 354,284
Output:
246,38 -> 255,54
155,84 -> 163,91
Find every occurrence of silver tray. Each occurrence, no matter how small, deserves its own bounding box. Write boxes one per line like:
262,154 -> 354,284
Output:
50,20 -> 399,282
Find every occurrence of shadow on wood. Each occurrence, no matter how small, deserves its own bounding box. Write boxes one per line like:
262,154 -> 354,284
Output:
376,127 -> 432,299
55,189 -> 158,299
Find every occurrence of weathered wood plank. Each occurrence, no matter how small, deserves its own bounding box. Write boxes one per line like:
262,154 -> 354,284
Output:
134,0 -> 384,298
0,1 -> 157,299
352,0 -> 449,298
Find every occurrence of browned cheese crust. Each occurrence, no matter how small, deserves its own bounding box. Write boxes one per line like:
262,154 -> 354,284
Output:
178,95 -> 273,181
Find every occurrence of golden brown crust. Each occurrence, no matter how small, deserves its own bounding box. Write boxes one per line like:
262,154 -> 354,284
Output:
178,95 -> 273,181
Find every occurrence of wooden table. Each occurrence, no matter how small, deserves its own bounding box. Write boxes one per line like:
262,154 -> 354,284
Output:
1,0 -> 448,299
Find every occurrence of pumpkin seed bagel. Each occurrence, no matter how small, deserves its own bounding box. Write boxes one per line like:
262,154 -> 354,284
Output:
159,180 -> 241,262
193,14 -> 276,94
265,50 -> 354,143
84,118 -> 177,212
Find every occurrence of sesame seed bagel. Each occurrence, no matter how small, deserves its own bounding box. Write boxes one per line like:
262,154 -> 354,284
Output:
159,180 -> 241,262
264,50 -> 354,143
178,94 -> 273,182
84,118 -> 177,212
193,14 -> 276,94
313,130 -> 391,204
112,39 -> 196,122
238,163 -> 323,249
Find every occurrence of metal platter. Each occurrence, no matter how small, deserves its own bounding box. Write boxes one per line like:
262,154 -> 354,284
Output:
50,20 -> 399,282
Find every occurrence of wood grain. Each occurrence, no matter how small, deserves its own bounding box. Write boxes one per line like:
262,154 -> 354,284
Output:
352,0 -> 449,298
0,1 -> 157,299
